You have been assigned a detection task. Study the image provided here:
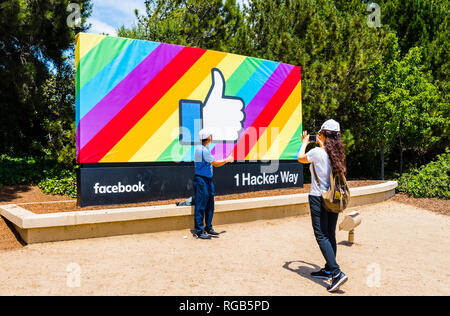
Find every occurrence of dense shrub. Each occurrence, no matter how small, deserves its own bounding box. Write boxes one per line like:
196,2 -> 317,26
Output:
0,155 -> 62,185
38,173 -> 77,198
0,155 -> 77,197
397,150 -> 450,199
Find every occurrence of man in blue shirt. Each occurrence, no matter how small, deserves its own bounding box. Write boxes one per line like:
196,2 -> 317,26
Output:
193,128 -> 234,239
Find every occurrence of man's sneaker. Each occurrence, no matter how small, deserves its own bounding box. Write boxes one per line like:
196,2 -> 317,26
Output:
196,232 -> 211,240
327,272 -> 348,292
205,229 -> 220,236
311,269 -> 332,280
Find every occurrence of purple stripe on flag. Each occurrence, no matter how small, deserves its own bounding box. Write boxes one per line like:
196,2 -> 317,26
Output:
76,125 -> 80,161
211,143 -> 235,161
211,63 -> 293,159
78,43 -> 184,150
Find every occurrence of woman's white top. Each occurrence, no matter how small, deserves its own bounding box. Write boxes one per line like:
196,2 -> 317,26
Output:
306,147 -> 332,196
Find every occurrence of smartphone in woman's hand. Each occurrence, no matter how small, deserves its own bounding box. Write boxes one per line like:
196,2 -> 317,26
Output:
309,135 -> 317,143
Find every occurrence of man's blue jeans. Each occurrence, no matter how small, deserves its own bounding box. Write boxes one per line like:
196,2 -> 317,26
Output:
309,195 -> 341,276
194,175 -> 215,235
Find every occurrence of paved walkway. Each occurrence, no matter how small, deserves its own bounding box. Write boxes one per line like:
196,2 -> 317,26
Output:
0,200 -> 448,296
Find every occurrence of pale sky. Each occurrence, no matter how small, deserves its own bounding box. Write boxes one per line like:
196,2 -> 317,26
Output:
87,0 -> 147,36
87,0 -> 248,36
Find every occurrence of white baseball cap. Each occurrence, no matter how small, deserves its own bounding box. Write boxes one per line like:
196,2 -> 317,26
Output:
199,128 -> 213,141
320,119 -> 340,132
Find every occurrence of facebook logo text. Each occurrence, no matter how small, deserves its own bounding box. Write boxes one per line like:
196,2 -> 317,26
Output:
93,182 -> 145,194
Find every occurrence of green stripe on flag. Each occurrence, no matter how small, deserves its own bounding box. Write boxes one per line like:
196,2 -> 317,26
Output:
280,123 -> 303,160
78,36 -> 134,90
225,57 -> 264,96
157,139 -> 192,162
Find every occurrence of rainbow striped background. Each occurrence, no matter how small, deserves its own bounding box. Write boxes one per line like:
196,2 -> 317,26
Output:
75,33 -> 302,163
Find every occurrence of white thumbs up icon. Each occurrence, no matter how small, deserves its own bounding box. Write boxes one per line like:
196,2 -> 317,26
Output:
179,68 -> 245,144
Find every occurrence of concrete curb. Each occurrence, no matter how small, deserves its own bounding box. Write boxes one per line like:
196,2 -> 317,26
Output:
0,181 -> 397,244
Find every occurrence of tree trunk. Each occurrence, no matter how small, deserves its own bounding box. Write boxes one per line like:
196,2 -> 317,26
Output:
399,136 -> 403,175
380,143 -> 385,180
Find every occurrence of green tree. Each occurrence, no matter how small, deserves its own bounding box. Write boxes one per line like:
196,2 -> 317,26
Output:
115,0 -> 448,180
118,0 -> 247,53
379,0 -> 448,54
41,61 -> 76,166
0,0 -> 91,158
376,0 -> 449,119
334,0 -> 449,77
243,0 -> 400,177
359,47 -> 447,178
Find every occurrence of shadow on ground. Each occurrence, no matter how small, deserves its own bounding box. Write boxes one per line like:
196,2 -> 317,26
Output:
338,241 -> 355,247
0,216 -> 26,250
0,185 -> 31,203
282,260 -> 345,294
190,228 -> 227,239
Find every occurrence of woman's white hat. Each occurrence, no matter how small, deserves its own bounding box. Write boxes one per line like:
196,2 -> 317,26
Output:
320,119 -> 340,132
199,128 -> 213,141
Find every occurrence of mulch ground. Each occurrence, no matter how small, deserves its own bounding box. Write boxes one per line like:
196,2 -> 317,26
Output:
391,192 -> 449,216
0,185 -> 73,204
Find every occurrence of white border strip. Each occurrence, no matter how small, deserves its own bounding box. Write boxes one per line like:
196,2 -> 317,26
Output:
0,181 -> 397,229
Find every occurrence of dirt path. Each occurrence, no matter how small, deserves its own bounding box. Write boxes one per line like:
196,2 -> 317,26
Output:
0,200 -> 448,296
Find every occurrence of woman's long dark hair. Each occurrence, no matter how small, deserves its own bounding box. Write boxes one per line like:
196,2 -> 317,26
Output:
322,130 -> 346,175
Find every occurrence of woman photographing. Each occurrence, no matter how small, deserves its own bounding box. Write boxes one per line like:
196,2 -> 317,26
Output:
297,119 -> 348,292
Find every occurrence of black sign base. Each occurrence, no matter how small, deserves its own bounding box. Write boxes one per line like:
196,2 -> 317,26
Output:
78,162 -> 303,207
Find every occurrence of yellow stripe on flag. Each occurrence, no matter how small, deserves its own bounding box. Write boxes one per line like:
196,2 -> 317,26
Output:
100,50 -> 228,163
75,34 -> 81,68
75,33 -> 107,69
246,82 -> 302,160
129,53 -> 247,162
